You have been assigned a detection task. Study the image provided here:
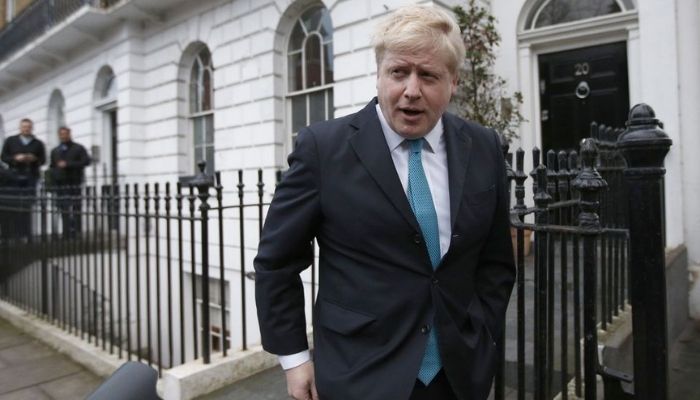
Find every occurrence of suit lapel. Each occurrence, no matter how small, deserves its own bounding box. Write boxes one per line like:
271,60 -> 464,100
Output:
349,100 -> 420,233
443,114 -> 472,230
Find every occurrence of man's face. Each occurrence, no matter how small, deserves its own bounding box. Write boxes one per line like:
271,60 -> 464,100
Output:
19,121 -> 33,136
376,49 -> 457,139
58,129 -> 71,143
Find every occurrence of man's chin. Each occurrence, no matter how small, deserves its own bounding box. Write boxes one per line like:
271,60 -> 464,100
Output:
396,125 -> 429,139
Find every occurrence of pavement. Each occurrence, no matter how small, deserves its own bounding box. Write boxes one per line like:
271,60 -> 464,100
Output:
0,317 -> 101,400
670,322 -> 700,400
0,308 -> 698,400
199,366 -> 287,400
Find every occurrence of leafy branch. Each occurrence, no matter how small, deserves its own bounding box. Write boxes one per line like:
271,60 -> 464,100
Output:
453,0 -> 526,143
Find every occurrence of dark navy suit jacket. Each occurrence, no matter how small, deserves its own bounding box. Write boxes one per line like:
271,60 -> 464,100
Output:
255,99 -> 515,400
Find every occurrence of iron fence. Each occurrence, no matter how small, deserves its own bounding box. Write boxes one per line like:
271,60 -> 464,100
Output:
0,164 -> 287,375
495,104 -> 670,400
0,105 -> 671,400
497,134 -> 629,400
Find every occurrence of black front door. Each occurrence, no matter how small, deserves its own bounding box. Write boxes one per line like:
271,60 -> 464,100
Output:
538,42 -> 629,154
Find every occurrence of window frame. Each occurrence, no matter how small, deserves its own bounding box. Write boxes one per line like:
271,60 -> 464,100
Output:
188,47 -> 215,174
193,275 -> 231,354
285,6 -> 334,150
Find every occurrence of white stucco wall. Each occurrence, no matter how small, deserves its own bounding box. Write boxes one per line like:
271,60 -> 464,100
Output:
675,0 -> 700,264
637,0 -> 685,249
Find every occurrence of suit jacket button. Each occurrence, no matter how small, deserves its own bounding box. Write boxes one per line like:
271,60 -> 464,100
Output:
420,324 -> 431,334
413,234 -> 422,244
432,278 -> 439,285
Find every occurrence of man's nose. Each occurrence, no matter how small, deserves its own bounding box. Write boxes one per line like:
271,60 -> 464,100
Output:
403,73 -> 422,99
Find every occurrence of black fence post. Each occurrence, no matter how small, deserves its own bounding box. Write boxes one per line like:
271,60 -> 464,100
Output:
617,104 -> 672,400
238,170 -> 247,351
533,164 -> 551,400
40,185 -> 49,315
193,161 -> 214,364
572,139 -> 607,400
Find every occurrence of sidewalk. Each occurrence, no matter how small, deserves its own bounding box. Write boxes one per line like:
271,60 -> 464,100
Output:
0,317 -> 101,400
199,366 -> 287,400
201,321 -> 700,400
670,322 -> 700,400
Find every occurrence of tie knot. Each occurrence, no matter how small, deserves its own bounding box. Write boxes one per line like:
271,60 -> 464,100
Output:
407,138 -> 423,154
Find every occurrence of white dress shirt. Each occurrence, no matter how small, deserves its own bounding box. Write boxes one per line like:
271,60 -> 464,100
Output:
278,105 -> 452,370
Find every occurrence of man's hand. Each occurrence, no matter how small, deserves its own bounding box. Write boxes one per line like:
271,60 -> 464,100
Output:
285,360 -> 318,400
14,153 -> 37,163
57,160 -> 67,168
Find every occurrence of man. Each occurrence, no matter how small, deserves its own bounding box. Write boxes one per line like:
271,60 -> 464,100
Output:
255,5 -> 515,400
49,126 -> 90,237
0,118 -> 46,239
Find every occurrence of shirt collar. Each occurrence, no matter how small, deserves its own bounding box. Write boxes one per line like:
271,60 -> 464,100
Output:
375,104 -> 443,153
19,134 -> 33,144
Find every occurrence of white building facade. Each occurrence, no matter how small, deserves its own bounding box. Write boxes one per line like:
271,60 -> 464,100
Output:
0,0 -> 698,395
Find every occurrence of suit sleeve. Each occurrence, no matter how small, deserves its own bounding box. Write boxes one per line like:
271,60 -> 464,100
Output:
475,130 -> 516,342
254,127 -> 322,355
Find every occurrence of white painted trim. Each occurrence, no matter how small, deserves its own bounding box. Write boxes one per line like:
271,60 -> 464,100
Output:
95,98 -> 117,111
519,11 -> 638,44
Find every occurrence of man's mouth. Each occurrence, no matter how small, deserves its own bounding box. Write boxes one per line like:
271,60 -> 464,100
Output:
400,108 -> 423,117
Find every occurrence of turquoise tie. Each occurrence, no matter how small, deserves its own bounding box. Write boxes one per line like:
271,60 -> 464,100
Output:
406,139 -> 442,385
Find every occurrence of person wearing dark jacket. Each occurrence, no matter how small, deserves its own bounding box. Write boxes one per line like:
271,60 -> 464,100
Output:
49,126 -> 90,237
254,6 -> 515,400
0,118 -> 46,239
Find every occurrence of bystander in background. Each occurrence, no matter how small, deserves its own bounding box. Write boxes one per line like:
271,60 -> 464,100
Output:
49,126 -> 90,238
0,118 -> 46,240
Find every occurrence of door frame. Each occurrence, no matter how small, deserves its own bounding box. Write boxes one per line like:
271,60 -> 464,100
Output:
95,99 -> 118,185
516,10 -> 639,155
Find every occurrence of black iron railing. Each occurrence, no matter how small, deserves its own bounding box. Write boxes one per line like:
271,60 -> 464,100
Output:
0,0 -> 118,64
496,104 -> 670,400
0,163 -> 284,375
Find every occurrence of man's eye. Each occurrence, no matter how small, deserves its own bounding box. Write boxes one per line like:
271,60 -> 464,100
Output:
391,69 -> 406,77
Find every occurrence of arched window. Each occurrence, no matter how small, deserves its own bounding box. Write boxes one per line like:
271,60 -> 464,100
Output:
189,47 -> 214,173
287,6 -> 334,146
526,0 -> 634,30
47,89 -> 66,149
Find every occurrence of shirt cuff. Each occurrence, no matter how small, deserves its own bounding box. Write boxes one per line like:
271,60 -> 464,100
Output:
278,350 -> 311,370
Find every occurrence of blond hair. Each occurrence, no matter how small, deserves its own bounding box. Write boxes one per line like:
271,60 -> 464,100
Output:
372,4 -> 465,75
